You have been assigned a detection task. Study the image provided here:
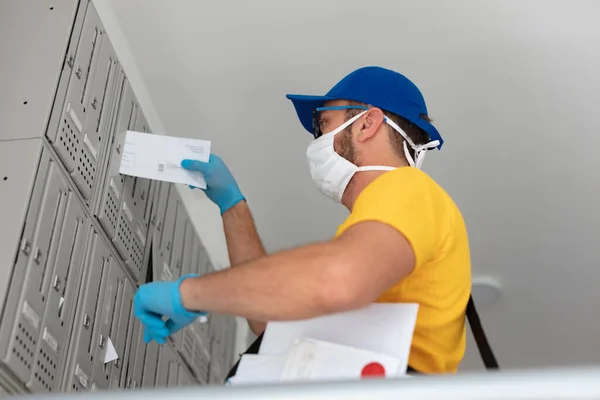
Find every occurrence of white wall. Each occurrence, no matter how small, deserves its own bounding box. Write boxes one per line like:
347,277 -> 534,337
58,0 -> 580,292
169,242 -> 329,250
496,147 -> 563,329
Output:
95,0 -> 600,370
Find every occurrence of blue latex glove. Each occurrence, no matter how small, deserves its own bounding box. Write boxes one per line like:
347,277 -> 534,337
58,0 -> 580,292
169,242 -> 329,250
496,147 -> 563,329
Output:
181,154 -> 245,215
134,274 -> 207,344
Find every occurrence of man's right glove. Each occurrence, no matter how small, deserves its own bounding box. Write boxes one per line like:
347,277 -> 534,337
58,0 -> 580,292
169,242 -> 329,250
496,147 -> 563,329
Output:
181,154 -> 246,215
134,274 -> 207,344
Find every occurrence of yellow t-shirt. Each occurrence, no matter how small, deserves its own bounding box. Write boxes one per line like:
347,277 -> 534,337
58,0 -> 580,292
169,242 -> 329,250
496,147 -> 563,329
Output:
335,167 -> 471,373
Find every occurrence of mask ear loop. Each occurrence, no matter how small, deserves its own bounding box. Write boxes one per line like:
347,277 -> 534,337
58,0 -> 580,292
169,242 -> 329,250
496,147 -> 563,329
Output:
402,141 -> 416,168
404,141 -> 440,169
385,117 -> 439,169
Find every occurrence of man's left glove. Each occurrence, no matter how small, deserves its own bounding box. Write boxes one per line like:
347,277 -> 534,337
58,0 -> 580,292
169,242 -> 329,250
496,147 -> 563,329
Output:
133,274 -> 207,344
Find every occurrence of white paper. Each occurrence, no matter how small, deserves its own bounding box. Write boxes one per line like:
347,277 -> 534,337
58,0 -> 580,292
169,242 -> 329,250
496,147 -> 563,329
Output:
119,131 -> 211,188
260,303 -> 418,370
227,354 -> 288,386
280,338 -> 401,382
103,337 -> 119,364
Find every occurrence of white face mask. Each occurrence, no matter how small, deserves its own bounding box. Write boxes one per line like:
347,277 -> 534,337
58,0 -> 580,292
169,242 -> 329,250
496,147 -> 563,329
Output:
306,110 -> 440,203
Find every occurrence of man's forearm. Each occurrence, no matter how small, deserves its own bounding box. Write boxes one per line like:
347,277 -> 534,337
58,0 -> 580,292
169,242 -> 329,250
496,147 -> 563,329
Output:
180,240 -> 360,322
221,201 -> 268,334
222,201 -> 266,265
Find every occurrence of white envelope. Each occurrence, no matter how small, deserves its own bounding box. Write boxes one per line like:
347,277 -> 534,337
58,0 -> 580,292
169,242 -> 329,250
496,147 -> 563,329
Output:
119,130 -> 211,188
260,303 -> 419,372
227,354 -> 287,386
280,337 -> 402,382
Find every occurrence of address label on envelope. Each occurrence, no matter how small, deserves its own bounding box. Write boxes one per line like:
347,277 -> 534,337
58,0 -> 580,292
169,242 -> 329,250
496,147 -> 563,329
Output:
119,130 -> 211,188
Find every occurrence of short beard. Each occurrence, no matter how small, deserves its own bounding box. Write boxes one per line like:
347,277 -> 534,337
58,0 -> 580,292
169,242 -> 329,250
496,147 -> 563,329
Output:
336,127 -> 356,164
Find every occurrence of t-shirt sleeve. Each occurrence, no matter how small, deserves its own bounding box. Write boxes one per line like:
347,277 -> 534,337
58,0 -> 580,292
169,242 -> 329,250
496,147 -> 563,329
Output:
337,168 -> 450,269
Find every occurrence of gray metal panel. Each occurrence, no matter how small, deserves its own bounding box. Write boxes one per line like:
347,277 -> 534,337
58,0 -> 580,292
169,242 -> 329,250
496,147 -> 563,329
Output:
0,365 -> 26,394
154,347 -> 167,388
225,318 -> 236,368
175,328 -> 195,373
189,320 -> 210,384
0,0 -> 79,141
94,74 -> 147,278
209,314 -> 235,380
167,359 -> 179,388
114,197 -> 145,279
112,200 -> 135,261
127,110 -> 152,223
141,342 -> 159,389
151,234 -> 167,282
108,277 -> 134,389
168,334 -> 183,361
155,345 -> 178,388
137,182 -> 156,286
119,187 -> 151,280
159,186 -> 178,269
96,75 -> 135,240
123,174 -> 150,237
0,138 -> 43,317
169,203 -> 188,280
166,207 -> 184,350
177,364 -> 195,387
223,318 -> 237,368
89,258 -> 123,391
62,225 -> 111,393
116,111 -> 152,280
188,236 -> 200,277
209,316 -> 222,375
197,245 -> 211,277
133,111 -> 154,227
26,192 -> 88,393
151,182 -> 170,252
181,221 -> 195,278
45,0 -> 89,168
191,342 -> 209,385
123,317 -> 145,390
0,150 -> 70,385
196,318 -> 211,357
49,3 -> 120,204
209,359 -> 223,386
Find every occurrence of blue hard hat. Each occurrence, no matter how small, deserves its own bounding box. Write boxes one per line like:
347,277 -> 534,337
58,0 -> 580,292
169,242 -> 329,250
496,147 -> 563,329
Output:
286,66 -> 443,149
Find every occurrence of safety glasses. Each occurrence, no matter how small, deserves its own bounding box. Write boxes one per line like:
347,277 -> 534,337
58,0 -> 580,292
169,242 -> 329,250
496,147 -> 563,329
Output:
312,105 -> 369,139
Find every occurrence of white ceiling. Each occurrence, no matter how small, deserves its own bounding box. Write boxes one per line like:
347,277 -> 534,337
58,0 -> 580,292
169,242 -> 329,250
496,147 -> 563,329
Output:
98,0 -> 600,370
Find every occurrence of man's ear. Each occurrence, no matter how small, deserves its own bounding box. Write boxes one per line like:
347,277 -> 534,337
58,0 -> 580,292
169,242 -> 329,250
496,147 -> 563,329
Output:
356,108 -> 385,143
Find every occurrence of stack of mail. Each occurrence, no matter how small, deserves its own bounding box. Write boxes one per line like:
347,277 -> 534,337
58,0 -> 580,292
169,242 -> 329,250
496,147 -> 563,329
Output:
227,303 -> 419,385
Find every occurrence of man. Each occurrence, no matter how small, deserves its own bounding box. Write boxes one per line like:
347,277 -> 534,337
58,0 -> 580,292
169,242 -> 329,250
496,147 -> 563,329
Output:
134,66 -> 471,374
